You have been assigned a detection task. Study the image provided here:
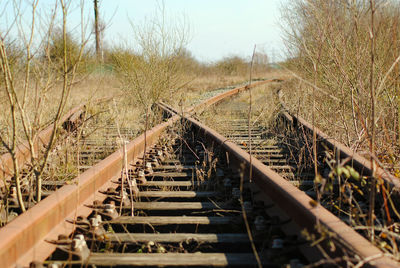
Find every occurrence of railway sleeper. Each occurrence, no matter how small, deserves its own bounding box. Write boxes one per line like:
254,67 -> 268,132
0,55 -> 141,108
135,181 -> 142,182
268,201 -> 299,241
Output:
43,130 -> 309,267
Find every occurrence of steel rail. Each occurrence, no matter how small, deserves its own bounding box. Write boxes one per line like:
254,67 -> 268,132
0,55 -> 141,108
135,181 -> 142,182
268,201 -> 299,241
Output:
0,105 -> 83,184
0,80 -> 274,267
278,101 -> 400,189
180,113 -> 398,268
0,96 -> 115,185
0,115 -> 179,267
187,79 -> 279,115
159,98 -> 398,267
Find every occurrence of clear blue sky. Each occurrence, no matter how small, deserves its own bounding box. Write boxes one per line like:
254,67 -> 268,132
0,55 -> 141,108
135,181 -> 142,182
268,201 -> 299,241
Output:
0,0 -> 286,63
102,0 -> 285,62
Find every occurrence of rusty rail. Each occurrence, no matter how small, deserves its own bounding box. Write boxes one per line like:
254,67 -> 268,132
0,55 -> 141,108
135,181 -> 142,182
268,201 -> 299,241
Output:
161,101 -> 398,267
0,115 -> 180,267
188,79 -> 278,115
0,96 -> 116,185
0,80 -> 275,267
279,102 -> 400,189
0,105 -> 83,183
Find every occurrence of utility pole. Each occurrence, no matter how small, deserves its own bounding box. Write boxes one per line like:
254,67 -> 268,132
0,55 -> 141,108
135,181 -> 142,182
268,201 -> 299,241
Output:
94,0 -> 101,60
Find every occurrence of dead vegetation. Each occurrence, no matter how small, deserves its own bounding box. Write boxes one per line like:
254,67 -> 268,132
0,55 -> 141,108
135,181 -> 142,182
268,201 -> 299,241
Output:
279,0 -> 400,262
280,0 -> 400,167
200,82 -> 280,131
0,0 -> 273,227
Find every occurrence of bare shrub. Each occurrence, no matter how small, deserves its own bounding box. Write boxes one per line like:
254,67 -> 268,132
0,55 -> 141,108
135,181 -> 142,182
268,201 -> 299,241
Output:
252,51 -> 270,76
0,0 -> 90,211
281,0 -> 400,257
111,2 -> 190,126
281,0 -> 400,155
214,55 -> 249,76
47,30 -> 88,73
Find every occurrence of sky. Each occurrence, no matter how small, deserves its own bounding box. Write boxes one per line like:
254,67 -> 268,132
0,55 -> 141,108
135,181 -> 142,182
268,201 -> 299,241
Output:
0,0 -> 286,63
101,0 -> 285,62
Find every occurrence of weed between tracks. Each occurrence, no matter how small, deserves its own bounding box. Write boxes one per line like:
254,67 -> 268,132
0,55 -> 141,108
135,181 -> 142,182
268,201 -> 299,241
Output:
279,2 -> 400,261
198,79 -> 400,265
54,121 -> 308,266
277,97 -> 400,263
283,0 -> 400,259
199,82 -> 280,132
0,74 -> 267,228
0,96 -> 144,226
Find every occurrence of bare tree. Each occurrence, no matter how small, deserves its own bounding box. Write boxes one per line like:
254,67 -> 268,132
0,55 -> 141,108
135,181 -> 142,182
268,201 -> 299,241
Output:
112,3 -> 189,121
280,0 -> 400,257
0,0 -> 90,212
111,1 -> 190,173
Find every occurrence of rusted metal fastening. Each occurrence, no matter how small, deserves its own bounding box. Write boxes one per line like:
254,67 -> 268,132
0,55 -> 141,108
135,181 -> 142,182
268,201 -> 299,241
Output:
232,188 -> 240,199
223,178 -> 232,189
70,215 -> 90,227
162,145 -> 171,159
136,169 -> 146,184
145,161 -> 153,174
89,214 -> 102,227
216,168 -> 224,178
156,148 -> 164,161
120,188 -> 131,207
62,108 -> 86,133
264,237 -> 285,262
254,215 -> 266,231
72,234 -> 90,261
88,200 -> 104,210
150,155 -> 159,167
101,187 -> 119,196
47,233 -> 89,261
89,215 -> 106,237
99,202 -> 118,220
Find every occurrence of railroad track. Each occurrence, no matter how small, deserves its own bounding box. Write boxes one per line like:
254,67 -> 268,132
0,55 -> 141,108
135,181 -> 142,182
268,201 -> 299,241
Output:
0,99 -> 141,224
196,85 -> 400,266
196,97 -> 316,202
0,81 -> 262,224
0,80 -> 398,267
217,118 -> 296,179
43,123 -> 310,267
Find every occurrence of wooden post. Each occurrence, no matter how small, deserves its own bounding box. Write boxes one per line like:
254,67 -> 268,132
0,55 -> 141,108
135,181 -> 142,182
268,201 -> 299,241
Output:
94,0 -> 100,60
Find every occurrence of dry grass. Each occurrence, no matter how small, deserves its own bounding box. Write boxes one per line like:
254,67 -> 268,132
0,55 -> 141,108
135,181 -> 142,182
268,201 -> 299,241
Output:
280,0 -> 400,169
171,71 -> 285,110
1,70 -> 278,188
278,1 -> 400,258
199,81 -> 281,132
0,72 -> 122,147
68,73 -> 121,107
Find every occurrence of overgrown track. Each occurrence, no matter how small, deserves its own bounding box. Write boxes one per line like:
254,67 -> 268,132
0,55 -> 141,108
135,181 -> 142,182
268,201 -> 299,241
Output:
195,87 -> 400,266
0,80 -> 275,267
0,80 -> 397,267
278,102 -> 400,189
0,97 -> 140,224
165,102 -> 399,267
44,122 -> 310,267
0,103 -> 85,184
